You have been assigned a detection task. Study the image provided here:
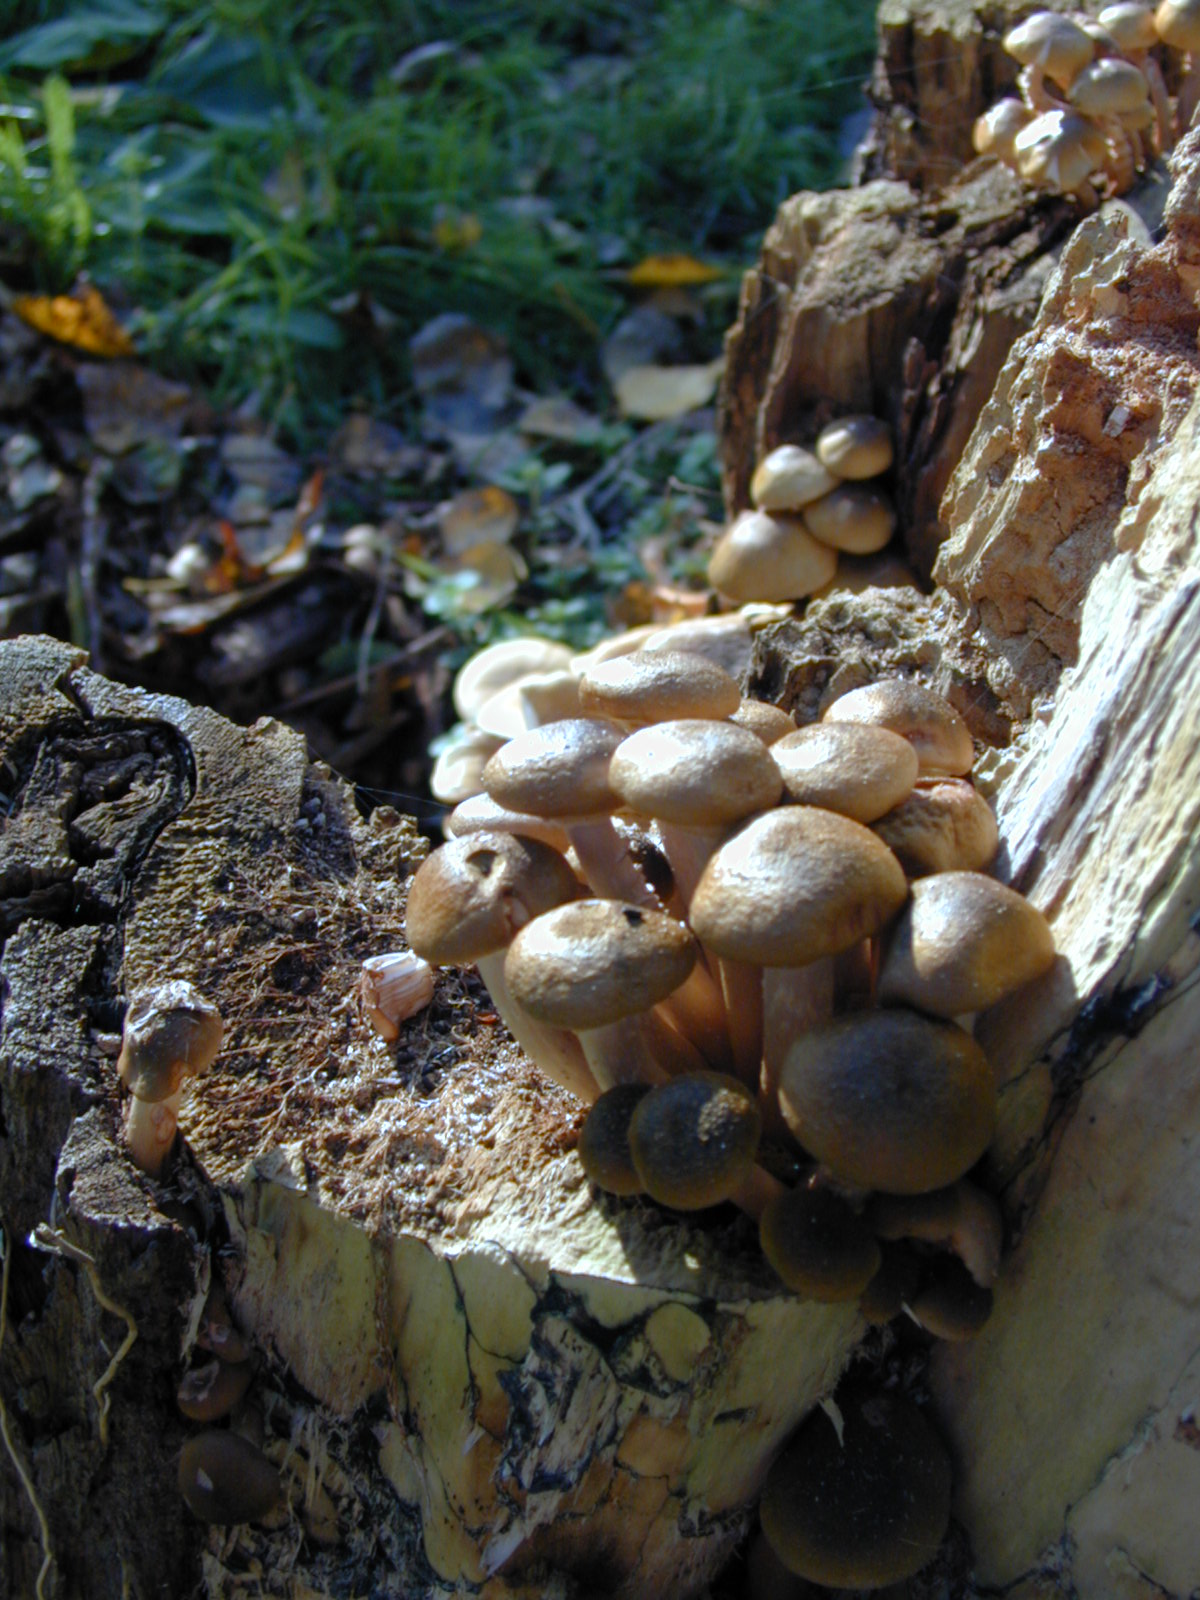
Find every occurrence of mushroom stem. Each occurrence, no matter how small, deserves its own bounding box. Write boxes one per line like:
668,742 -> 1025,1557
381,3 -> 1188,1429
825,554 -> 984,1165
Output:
567,817 -> 660,907
476,953 -> 600,1102
728,1162 -> 789,1222
1179,54 -> 1200,132
760,961 -> 835,1139
1143,54 -> 1173,148
578,1012 -> 684,1092
716,955 -> 764,1091
657,961 -> 735,1072
125,1088 -> 183,1179
867,1179 -> 1004,1288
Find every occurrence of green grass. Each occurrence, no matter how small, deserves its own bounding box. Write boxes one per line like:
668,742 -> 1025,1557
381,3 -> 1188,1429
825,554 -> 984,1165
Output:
0,1 -> 876,446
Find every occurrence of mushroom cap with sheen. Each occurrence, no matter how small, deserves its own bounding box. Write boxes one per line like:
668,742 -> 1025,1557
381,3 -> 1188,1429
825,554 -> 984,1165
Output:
690,806 -> 908,967
1068,57 -> 1153,115
627,1071 -> 762,1209
578,1083 -> 651,1195
750,444 -> 838,511
803,484 -> 895,555
823,679 -> 974,777
879,870 -> 1057,1016
872,777 -> 998,878
118,982 -> 223,1103
759,1183 -> 881,1301
610,719 -> 783,828
404,830 -> 580,966
760,1391 -> 952,1587
1013,110 -> 1106,192
176,1357 -> 253,1422
504,899 -> 697,1031
708,509 -> 838,604
1101,2 -> 1158,50
452,636 -> 573,723
1004,12 -> 1095,86
729,698 -> 795,744
973,97 -> 1035,159
481,717 -> 624,819
1156,0 -> 1200,50
815,414 -> 894,480
772,722 -> 918,824
444,792 -> 573,853
777,1008 -> 996,1193
578,650 -> 741,725
179,1432 -> 283,1524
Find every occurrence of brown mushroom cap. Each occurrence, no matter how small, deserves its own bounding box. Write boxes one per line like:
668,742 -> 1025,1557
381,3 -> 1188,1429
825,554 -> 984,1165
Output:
822,680 -> 974,777
577,650 -> 741,725
179,1432 -> 283,1524
814,415 -> 894,480
177,1357 -> 253,1423
759,1183 -> 881,1301
760,1392 -> 952,1588
1101,2 -> 1158,50
481,718 -> 624,819
690,807 -> 908,968
729,698 -> 795,744
777,1008 -> 997,1193
859,1241 -> 922,1324
772,722 -> 918,824
627,1071 -> 762,1209
1156,0 -> 1200,50
803,484 -> 895,555
973,97 -> 1035,159
610,720 -> 783,828
872,777 -> 998,878
1068,57 -> 1152,114
404,831 -> 580,966
750,444 -> 838,512
577,1083 -> 652,1195
707,509 -> 838,604
118,982 -> 223,1103
503,899 -> 697,1031
910,1257 -> 995,1341
878,870 -> 1057,1016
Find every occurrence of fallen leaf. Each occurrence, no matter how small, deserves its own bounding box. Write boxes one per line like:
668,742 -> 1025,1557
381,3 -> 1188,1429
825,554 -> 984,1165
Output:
410,313 -> 513,437
76,362 -> 193,453
14,284 -> 135,358
614,357 -> 724,421
626,253 -> 724,288
517,395 -> 600,442
437,485 -> 519,555
432,209 -> 483,251
600,306 -> 683,387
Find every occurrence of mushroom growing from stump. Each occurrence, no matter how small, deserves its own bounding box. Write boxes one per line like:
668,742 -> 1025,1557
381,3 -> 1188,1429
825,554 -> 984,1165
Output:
626,1069 -> 784,1218
117,982 -> 223,1178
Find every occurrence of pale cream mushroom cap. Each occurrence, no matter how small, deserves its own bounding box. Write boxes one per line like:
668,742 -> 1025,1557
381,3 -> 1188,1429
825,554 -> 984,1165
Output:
1013,110 -> 1106,192
640,611 -> 760,679
118,982 -> 223,1103
430,723 -> 504,805
772,722 -> 918,824
729,697 -> 795,744
689,806 -> 908,967
708,509 -> 838,604
973,97 -> 1035,160
872,777 -> 998,877
878,870 -> 1057,1016
504,899 -> 697,1031
1101,1 -> 1159,47
1156,0 -> 1200,50
822,679 -> 974,777
473,669 -> 584,739
481,718 -> 624,819
803,485 -> 896,555
610,720 -> 783,828
578,649 -> 741,725
444,792 -> 574,854
814,415 -> 894,480
750,444 -> 838,512
1004,12 -> 1096,87
452,636 -> 573,723
1068,57 -> 1153,114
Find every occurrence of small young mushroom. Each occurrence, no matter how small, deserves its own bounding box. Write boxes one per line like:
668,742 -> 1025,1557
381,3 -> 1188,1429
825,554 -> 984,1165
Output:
759,1391 -> 952,1588
1156,0 -> 1200,133
866,1179 -> 1004,1287
404,830 -> 596,1101
177,1357 -> 254,1423
814,415 -> 894,480
179,1431 -> 283,1524
452,636 -> 574,725
777,1008 -> 996,1195
627,1070 -> 783,1218
117,982 -> 223,1178
878,870 -> 1057,1018
728,698 -> 796,745
707,509 -> 838,604
577,1083 -> 652,1196
758,1180 -> 881,1301
973,96 -> 1036,162
577,649 -> 742,727
503,899 -> 703,1089
1012,109 -> 1108,203
749,444 -> 838,512
909,1257 -> 995,1340
1003,12 -> 1097,109
803,484 -> 896,556
871,777 -> 999,878
771,722 -> 919,825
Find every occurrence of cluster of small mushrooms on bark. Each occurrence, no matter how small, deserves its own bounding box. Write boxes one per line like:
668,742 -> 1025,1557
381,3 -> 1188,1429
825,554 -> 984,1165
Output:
706,414 -> 905,607
973,3 -> 1200,202
406,635 -> 1058,1588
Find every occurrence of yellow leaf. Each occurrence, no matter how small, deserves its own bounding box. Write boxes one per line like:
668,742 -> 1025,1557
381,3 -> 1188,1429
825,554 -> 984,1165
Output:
437,485 -> 520,555
432,211 -> 483,251
14,284 -> 135,358
614,357 -> 725,421
626,253 -> 724,288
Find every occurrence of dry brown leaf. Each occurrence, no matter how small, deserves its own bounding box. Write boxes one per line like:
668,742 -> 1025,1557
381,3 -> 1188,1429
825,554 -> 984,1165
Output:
614,357 -> 724,421
437,485 -> 519,555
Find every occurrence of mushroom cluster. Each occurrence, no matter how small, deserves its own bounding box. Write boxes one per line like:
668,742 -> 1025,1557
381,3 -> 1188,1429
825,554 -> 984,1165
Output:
406,660 -> 1056,1584
706,415 -> 903,607
973,4 -> 1196,204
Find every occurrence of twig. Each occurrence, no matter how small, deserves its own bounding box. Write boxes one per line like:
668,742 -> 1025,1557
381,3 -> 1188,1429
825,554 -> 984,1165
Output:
0,1220 -> 55,1600
30,1224 -> 138,1450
